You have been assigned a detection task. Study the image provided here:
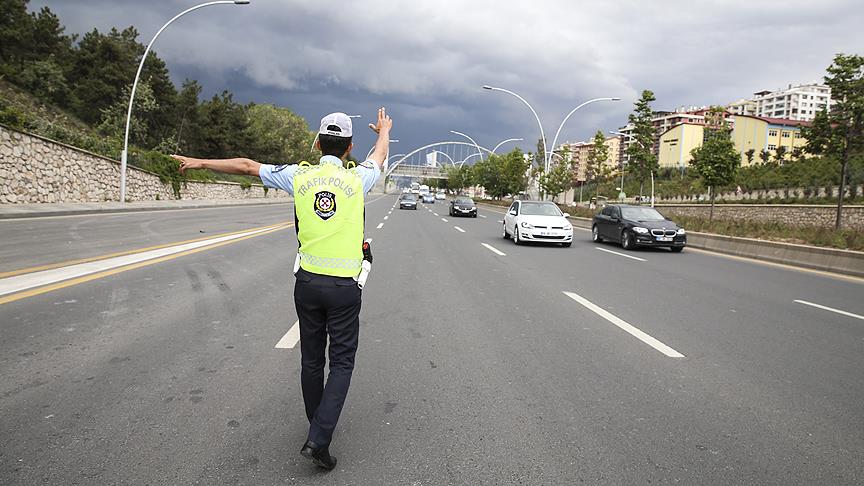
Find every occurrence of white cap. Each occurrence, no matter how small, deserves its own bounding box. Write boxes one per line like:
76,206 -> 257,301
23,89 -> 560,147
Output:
318,112 -> 353,138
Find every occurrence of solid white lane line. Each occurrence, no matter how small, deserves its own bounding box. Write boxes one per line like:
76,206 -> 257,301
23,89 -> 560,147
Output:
794,300 -> 864,321
383,216 -> 389,220
376,223 -> 384,229
441,218 -> 448,222
479,214 -> 487,218
481,243 -> 506,256
454,226 -> 466,233
563,291 -> 685,358
595,247 -> 646,262
275,320 -> 300,349
0,225 -> 282,298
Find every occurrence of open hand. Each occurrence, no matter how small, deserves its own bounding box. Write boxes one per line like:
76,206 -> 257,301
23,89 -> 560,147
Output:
368,107 -> 393,134
171,155 -> 201,174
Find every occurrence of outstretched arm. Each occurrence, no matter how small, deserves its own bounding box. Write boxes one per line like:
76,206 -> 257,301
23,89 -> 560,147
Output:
171,155 -> 261,176
366,107 -> 394,170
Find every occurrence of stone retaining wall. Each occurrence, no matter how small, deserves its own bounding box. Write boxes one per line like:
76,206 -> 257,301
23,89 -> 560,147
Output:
655,204 -> 864,230
0,124 -> 290,203
657,184 -> 864,203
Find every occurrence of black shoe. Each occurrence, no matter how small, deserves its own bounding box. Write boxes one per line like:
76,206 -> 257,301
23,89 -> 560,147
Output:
300,440 -> 337,470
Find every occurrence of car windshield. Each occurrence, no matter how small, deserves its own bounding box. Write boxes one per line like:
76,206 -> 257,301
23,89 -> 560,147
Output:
620,207 -> 666,221
519,202 -> 562,216
402,194 -> 416,201
455,197 -> 474,205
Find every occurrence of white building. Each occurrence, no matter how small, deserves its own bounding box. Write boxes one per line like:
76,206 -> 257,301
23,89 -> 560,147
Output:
728,83 -> 832,122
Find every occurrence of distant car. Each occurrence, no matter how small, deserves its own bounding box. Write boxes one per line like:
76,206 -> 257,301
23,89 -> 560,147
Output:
402,188 -> 410,194
422,193 -> 435,204
435,192 -> 446,200
449,196 -> 477,217
592,204 -> 686,252
503,200 -> 573,247
399,193 -> 418,210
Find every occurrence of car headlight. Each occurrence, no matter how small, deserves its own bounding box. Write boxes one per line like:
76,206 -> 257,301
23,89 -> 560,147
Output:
676,228 -> 686,235
633,226 -> 649,234
563,224 -> 572,231
520,221 -> 534,229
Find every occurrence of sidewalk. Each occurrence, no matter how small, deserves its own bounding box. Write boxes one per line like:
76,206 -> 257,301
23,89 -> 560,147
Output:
0,198 -> 293,219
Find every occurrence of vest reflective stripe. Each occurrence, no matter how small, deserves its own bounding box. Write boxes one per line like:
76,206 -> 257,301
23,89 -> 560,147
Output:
293,163 -> 364,277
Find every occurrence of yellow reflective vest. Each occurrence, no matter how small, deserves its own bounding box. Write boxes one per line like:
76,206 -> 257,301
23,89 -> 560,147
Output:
293,162 -> 364,277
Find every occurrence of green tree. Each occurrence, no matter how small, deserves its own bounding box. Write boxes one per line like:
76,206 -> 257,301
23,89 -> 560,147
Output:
759,149 -> 771,164
803,53 -> 864,229
626,89 -> 658,193
473,148 -> 528,198
690,125 -> 741,221
243,103 -> 313,165
774,145 -> 787,163
539,160 -> 570,201
745,148 -> 755,165
586,130 -> 609,200
196,91 -> 253,159
96,81 -> 158,148
174,79 -> 203,154
445,164 -> 474,192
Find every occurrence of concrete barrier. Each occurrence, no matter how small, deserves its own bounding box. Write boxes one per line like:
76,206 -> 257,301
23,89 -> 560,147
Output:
564,215 -> 864,278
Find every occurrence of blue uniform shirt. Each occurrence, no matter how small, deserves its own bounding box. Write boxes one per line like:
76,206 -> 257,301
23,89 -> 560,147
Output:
259,155 -> 381,196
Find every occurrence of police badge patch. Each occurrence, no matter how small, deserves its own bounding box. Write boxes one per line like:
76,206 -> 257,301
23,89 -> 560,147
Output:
314,191 -> 336,220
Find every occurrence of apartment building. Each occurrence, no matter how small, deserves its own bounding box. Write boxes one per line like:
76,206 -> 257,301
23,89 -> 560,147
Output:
727,83 -> 831,122
560,135 -> 622,183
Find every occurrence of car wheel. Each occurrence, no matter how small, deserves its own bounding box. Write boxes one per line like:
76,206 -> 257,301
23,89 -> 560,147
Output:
592,225 -> 602,242
472,213 -> 477,218
670,246 -> 684,253
502,223 -> 510,239
562,242 -> 572,247
512,225 -> 521,245
621,230 -> 635,250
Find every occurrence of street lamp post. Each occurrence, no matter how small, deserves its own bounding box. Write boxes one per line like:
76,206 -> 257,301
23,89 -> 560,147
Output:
366,139 -> 398,160
482,85 -> 546,169
120,0 -> 250,203
547,97 -> 620,173
458,152 -> 483,167
610,130 -> 654,207
450,130 -> 484,162
491,137 -> 523,154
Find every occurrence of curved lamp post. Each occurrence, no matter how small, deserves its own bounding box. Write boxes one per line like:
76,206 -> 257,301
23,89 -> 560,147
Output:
482,85 -> 546,168
120,0 -> 251,202
449,130 -> 484,162
432,150 -> 457,166
366,139 -> 398,160
458,152 -> 483,167
547,97 -> 620,171
491,137 -> 523,154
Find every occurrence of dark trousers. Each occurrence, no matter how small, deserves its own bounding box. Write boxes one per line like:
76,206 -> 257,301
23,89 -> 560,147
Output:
293,268 -> 362,447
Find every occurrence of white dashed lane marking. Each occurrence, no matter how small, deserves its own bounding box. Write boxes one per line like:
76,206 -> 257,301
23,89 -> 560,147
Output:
563,291 -> 685,358
441,218 -> 448,223
794,300 -> 864,320
454,226 -> 466,233
595,247 -> 646,262
481,243 -> 506,256
275,320 -> 300,349
376,223 -> 384,229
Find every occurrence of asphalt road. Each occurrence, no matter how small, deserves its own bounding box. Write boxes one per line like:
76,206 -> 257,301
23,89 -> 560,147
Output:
1,195 -> 862,485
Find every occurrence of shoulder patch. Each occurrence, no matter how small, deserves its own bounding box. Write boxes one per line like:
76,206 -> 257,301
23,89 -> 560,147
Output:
272,164 -> 290,173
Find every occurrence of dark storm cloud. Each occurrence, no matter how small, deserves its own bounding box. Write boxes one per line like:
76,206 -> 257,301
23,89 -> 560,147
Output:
33,0 -> 864,158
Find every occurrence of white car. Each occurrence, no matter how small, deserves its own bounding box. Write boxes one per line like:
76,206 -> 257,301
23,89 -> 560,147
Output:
503,200 -> 573,247
435,192 -> 445,200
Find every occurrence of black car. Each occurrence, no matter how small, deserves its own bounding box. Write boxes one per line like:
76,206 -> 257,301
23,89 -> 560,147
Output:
592,205 -> 686,252
449,196 -> 477,217
399,193 -> 418,210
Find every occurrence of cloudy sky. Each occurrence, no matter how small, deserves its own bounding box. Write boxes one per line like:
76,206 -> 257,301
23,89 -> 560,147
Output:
34,0 -> 864,161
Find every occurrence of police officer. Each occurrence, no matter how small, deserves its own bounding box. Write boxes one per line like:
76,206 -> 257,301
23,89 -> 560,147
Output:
172,107 -> 393,470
